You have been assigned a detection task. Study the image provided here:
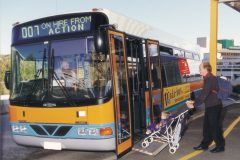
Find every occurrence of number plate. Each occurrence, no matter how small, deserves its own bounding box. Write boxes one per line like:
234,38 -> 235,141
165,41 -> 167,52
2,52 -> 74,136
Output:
43,141 -> 62,150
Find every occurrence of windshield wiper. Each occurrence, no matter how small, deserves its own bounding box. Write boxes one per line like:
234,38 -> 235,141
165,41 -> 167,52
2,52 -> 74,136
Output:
42,48 -> 47,89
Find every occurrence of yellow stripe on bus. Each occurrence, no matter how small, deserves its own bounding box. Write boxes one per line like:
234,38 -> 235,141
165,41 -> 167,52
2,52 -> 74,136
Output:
9,99 -> 115,124
163,83 -> 190,109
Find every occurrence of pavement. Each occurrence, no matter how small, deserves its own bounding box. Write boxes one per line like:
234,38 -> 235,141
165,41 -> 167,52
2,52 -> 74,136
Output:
1,100 -> 240,160
120,102 -> 240,160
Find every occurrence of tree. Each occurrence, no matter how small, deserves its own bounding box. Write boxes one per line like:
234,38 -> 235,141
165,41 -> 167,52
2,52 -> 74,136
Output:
0,55 -> 10,95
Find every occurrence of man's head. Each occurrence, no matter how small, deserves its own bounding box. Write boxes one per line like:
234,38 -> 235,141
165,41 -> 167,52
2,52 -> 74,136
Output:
61,60 -> 70,70
199,62 -> 212,76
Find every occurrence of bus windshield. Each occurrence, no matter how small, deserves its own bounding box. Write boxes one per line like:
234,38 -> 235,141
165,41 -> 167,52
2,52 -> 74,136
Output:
10,37 -> 112,106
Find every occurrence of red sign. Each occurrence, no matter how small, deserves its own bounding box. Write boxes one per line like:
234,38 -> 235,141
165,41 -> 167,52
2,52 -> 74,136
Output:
178,59 -> 190,75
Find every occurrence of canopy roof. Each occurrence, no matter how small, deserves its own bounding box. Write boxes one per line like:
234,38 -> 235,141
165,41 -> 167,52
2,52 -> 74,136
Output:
220,0 -> 240,12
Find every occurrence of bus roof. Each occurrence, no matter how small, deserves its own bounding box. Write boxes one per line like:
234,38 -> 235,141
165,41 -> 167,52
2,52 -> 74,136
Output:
95,8 -> 201,54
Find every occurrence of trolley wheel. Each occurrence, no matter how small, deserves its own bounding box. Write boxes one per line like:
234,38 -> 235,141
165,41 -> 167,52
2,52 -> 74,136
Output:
148,137 -> 154,143
175,143 -> 180,149
169,147 -> 176,154
142,141 -> 149,148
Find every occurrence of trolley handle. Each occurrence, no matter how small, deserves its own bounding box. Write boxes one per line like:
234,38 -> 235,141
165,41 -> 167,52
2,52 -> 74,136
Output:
172,109 -> 189,120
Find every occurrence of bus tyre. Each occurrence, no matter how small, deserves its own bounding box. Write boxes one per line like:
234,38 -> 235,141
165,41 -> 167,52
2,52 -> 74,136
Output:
169,147 -> 176,154
148,137 -> 153,143
142,141 -> 149,148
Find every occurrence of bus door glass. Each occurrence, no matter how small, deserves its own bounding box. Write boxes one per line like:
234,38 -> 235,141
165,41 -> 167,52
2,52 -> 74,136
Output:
145,40 -> 162,124
108,30 -> 132,156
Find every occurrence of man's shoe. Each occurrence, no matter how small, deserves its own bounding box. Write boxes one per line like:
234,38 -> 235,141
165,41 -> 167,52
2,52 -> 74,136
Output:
210,147 -> 225,153
193,145 -> 208,150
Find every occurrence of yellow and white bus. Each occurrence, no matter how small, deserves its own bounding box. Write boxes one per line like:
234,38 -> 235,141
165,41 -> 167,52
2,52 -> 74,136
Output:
5,8 -> 202,157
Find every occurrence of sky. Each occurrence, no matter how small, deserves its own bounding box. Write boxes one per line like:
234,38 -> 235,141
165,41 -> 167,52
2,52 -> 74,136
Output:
0,0 -> 240,55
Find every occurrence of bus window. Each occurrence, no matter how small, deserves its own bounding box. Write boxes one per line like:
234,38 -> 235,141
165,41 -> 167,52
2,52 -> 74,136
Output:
185,52 -> 193,59
149,44 -> 161,89
163,62 -> 182,86
159,46 -> 173,55
143,44 -> 149,89
161,65 -> 167,87
193,53 -> 200,61
173,49 -> 184,57
173,49 -> 179,56
180,50 -> 185,57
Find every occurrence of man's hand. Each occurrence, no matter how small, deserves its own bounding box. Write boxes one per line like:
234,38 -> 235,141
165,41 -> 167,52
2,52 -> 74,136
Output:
186,100 -> 195,109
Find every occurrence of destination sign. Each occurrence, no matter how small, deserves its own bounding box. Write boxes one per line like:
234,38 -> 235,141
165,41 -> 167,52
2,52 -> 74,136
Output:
19,16 -> 92,40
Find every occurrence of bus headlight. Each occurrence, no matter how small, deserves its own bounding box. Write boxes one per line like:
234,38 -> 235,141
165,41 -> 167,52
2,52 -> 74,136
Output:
11,125 -> 27,133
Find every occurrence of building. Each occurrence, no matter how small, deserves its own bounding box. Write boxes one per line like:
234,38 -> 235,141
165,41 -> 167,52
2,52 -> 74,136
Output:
217,46 -> 240,87
198,37 -> 240,90
218,39 -> 234,49
197,37 -> 207,48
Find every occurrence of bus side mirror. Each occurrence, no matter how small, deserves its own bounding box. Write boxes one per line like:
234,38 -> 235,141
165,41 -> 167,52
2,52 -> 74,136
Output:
4,71 -> 11,90
94,28 -> 107,53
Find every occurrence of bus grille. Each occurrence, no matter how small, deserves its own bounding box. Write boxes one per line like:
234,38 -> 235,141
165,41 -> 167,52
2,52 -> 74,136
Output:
30,125 -> 72,137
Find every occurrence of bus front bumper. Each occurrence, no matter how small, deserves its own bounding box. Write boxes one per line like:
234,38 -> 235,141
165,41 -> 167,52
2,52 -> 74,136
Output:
13,135 -> 116,151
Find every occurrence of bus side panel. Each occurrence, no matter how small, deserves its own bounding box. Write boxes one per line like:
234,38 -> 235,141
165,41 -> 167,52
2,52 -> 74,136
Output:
151,89 -> 162,107
190,80 -> 203,91
190,80 -> 203,99
163,83 -> 190,111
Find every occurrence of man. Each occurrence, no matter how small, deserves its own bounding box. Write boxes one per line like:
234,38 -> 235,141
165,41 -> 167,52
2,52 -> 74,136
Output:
186,62 -> 225,153
58,60 -> 77,88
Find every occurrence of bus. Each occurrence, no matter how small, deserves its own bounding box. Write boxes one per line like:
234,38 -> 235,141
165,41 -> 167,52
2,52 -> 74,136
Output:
160,43 -> 203,100
5,8 -> 202,157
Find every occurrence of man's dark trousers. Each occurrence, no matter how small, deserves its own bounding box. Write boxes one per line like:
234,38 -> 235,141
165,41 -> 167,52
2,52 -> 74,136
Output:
201,104 -> 225,148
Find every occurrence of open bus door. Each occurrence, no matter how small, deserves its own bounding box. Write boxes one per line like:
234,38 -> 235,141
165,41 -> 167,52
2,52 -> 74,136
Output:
107,30 -> 132,157
145,40 -> 162,125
